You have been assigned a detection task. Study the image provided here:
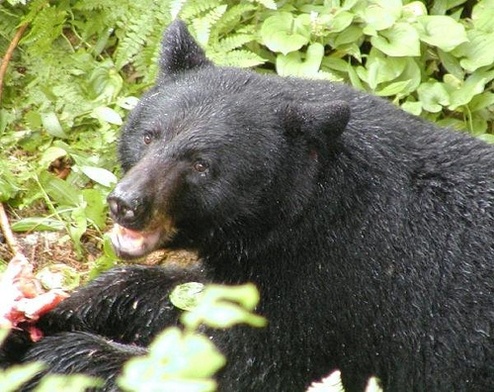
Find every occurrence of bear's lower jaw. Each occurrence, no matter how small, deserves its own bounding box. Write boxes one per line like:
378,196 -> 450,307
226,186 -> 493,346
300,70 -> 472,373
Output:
109,224 -> 163,259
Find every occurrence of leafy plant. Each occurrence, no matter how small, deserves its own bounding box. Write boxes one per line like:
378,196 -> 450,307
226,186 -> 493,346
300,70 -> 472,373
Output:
118,283 -> 266,392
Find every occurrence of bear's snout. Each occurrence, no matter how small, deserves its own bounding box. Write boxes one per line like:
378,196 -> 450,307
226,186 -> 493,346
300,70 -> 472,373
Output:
107,186 -> 152,231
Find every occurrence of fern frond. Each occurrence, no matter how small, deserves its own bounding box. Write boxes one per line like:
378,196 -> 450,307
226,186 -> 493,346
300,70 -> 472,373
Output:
21,5 -> 68,55
209,3 -> 257,41
179,0 -> 222,21
114,4 -> 156,70
216,33 -> 255,52
191,4 -> 227,46
209,49 -> 265,68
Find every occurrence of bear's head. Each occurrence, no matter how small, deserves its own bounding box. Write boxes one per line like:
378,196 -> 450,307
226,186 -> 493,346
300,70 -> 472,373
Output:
108,20 -> 350,259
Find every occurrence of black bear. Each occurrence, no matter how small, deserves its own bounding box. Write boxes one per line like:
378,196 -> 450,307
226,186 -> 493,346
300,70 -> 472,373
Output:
2,20 -> 494,391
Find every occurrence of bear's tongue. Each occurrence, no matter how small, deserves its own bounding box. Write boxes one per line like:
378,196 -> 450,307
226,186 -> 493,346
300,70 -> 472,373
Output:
109,224 -> 161,259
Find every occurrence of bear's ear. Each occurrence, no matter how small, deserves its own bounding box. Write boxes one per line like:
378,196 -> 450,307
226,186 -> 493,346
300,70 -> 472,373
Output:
159,20 -> 212,77
283,100 -> 351,144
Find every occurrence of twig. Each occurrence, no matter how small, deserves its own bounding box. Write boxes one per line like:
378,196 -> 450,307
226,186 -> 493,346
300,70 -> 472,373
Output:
0,22 -> 29,105
0,203 -> 21,257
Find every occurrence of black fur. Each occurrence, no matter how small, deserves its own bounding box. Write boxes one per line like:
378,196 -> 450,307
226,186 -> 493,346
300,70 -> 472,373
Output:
2,20 -> 494,391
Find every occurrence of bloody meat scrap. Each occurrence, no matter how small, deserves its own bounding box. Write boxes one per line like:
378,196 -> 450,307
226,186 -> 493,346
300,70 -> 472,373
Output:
0,254 -> 68,340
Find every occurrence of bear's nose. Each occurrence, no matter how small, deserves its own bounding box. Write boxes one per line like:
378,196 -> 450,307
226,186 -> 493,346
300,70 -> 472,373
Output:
107,192 -> 149,229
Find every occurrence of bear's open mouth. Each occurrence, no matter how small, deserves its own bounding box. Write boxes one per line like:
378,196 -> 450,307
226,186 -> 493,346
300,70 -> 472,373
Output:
109,224 -> 162,259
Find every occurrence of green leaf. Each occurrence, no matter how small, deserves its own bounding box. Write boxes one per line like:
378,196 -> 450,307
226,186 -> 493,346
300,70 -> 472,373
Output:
402,1 -> 427,18
0,362 -> 45,392
0,167 -> 21,202
181,283 -> 266,331
472,0 -> 494,33
401,101 -> 422,116
79,166 -> 117,187
36,374 -> 103,392
376,80 -> 412,96
260,13 -> 311,55
437,49 -> 464,79
469,92 -> 494,112
328,11 -> 354,33
333,25 -> 363,47
39,146 -> 68,169
453,30 -> 494,72
119,327 -> 225,392
39,172 -> 80,207
170,282 -> 205,311
448,74 -> 487,110
362,4 -> 398,33
417,82 -> 450,113
11,217 -> 66,232
276,43 -> 324,77
477,133 -> 494,144
371,23 -> 421,57
357,50 -> 407,89
92,106 -> 123,126
41,112 -> 68,139
415,16 -> 467,52
82,188 -> 107,229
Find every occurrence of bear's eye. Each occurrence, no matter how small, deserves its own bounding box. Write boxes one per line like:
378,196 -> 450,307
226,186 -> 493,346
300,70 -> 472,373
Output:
143,132 -> 153,145
193,160 -> 209,173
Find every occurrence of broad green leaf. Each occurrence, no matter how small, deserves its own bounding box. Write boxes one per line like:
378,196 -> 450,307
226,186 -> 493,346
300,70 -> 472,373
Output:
39,172 -> 80,207
437,50 -> 464,79
477,133 -> 494,144
82,188 -> 107,229
116,96 -> 140,111
36,374 -> 102,392
322,57 -> 349,73
417,82 -> 450,113
401,101 -> 422,116
11,217 -> 65,232
362,4 -> 398,32
260,13 -> 310,55
92,106 -> 123,125
0,167 -> 21,202
170,282 -> 205,311
469,92 -> 494,112
80,166 -> 117,187
276,43 -> 324,77
371,23 -> 421,57
416,16 -> 467,52
472,0 -> 494,33
453,30 -> 494,72
333,25 -> 363,47
376,80 -> 412,96
328,11 -> 354,33
41,112 -> 68,139
402,1 -> 427,18
0,362 -> 45,392
39,146 -> 68,168
357,50 -> 407,89
448,74 -> 487,110
471,116 -> 488,135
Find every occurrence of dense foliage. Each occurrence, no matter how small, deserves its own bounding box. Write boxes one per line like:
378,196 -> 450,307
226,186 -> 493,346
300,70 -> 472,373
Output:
1,0 -> 493,268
